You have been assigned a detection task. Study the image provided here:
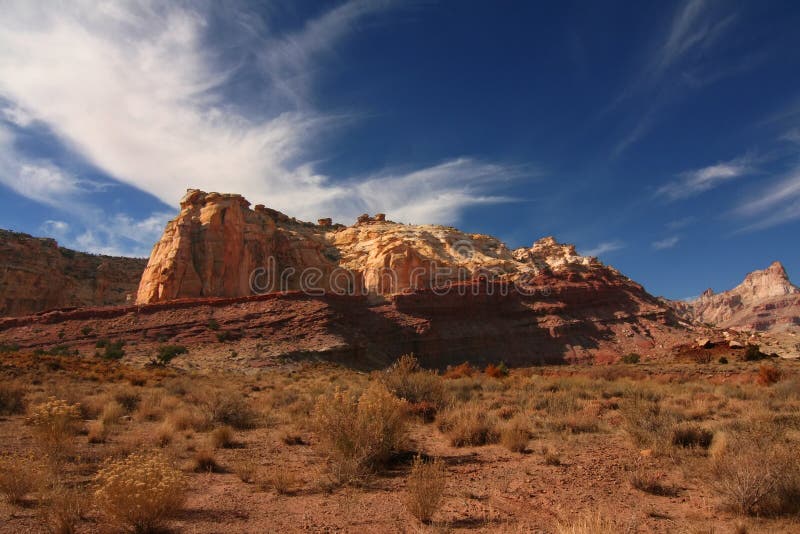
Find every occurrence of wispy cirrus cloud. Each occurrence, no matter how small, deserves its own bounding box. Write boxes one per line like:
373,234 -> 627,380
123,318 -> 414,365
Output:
656,155 -> 754,200
652,235 -> 680,250
581,240 -> 625,257
611,0 -> 743,156
0,0 -> 525,256
732,170 -> 800,232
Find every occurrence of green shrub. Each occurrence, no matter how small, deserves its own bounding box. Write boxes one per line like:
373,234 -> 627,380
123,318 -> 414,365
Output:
743,345 -> 769,362
152,345 -> 187,366
216,330 -> 241,343
97,340 -> 125,360
0,343 -> 20,354
621,353 -> 640,364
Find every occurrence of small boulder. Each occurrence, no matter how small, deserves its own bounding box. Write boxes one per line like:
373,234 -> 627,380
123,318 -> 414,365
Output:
696,338 -> 713,348
728,340 -> 744,349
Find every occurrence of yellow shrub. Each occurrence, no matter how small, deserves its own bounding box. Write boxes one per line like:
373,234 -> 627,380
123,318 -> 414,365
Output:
27,397 -> 81,459
313,382 -> 407,484
405,455 -> 447,523
94,452 -> 186,532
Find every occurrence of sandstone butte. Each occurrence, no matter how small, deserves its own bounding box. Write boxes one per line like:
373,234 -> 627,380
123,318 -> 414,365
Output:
673,261 -> 800,333
136,189 -> 619,303
3,188 -> 797,366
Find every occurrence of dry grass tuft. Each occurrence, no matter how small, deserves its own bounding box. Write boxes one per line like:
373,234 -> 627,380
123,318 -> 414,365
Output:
259,465 -> 300,495
94,452 -> 186,533
438,402 -> 499,447
405,455 -> 447,523
0,454 -> 42,505
555,511 -> 619,534
629,466 -> 679,496
379,354 -> 446,408
155,422 -> 175,447
27,398 -> 82,460
190,448 -> 222,473
100,401 -> 126,426
0,381 -> 26,415
710,428 -> 800,516
199,388 -> 259,429
210,425 -> 236,449
39,482 -> 85,534
756,365 -> 783,386
312,382 -> 407,484
86,420 -> 108,444
500,415 -> 530,453
671,424 -> 714,449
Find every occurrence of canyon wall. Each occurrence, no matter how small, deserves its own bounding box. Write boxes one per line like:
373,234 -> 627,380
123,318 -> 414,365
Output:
0,229 -> 146,316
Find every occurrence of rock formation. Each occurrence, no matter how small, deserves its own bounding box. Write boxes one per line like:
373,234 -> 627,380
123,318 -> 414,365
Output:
138,189 -> 650,303
673,261 -> 800,332
136,190 -> 339,303
0,229 -> 146,316
0,189 -> 713,365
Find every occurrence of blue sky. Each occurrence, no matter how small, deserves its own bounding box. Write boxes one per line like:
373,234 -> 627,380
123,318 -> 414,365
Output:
1,0 -> 799,299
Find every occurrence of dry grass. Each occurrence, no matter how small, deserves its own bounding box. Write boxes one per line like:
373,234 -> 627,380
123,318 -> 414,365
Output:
438,401 -> 499,447
198,387 -> 260,429
210,425 -> 236,448
259,465 -> 301,495
0,380 -> 26,415
233,458 -> 259,484
555,511 -> 620,534
94,452 -> 186,532
671,424 -> 714,449
379,354 -> 446,408
26,397 -> 82,460
190,448 -> 222,473
500,415 -> 530,453
100,400 -> 126,426
620,395 -> 675,451
710,427 -> 800,516
0,453 -> 42,505
756,364 -> 783,386
313,382 -> 407,484
629,466 -> 679,496
39,482 -> 85,534
405,455 -> 447,523
86,420 -> 108,443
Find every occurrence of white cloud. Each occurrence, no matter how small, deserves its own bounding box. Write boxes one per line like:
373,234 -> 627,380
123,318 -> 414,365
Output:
781,129 -> 800,144
657,156 -> 753,200
0,0 -> 520,229
0,102 -> 35,127
653,0 -> 736,79
733,171 -> 800,232
666,216 -> 696,230
652,235 -> 680,250
41,220 -> 69,236
581,241 -> 625,257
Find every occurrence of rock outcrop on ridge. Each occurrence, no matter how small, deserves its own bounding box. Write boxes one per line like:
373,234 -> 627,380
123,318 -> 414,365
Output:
137,189 -> 633,304
673,261 -> 800,332
0,189 -> 720,366
0,229 -> 146,317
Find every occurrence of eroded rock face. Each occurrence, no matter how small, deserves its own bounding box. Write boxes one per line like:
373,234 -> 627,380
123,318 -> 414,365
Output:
674,261 -> 800,332
136,190 -> 338,303
138,190 -> 642,303
0,229 -> 146,316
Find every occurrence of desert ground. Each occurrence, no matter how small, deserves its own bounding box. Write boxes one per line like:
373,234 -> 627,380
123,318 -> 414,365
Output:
1,348 -> 799,534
